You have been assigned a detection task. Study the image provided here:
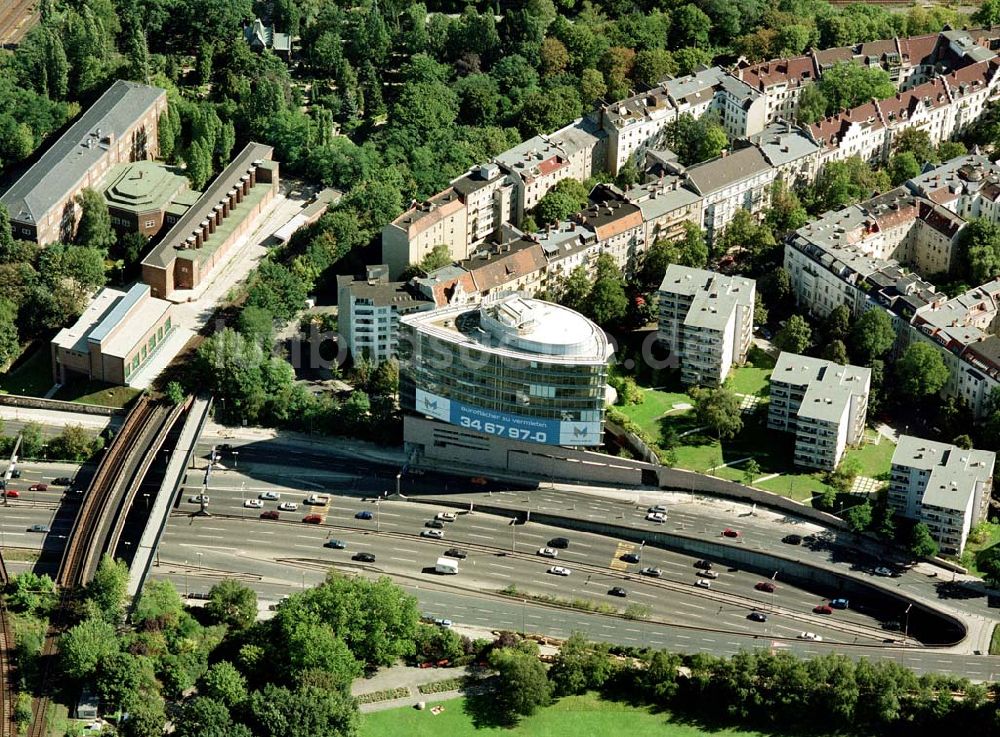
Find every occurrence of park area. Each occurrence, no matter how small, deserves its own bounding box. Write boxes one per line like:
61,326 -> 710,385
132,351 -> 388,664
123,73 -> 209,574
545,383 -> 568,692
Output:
360,693 -> 775,737
616,350 -> 895,505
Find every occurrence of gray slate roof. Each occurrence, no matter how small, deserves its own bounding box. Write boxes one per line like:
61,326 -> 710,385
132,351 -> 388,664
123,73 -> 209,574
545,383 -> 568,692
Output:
1,80 -> 166,224
685,147 -> 771,196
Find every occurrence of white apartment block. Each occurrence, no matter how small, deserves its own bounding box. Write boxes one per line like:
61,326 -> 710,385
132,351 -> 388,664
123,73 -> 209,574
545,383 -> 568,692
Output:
685,146 -> 776,243
658,265 -> 755,387
382,188 -> 469,278
451,163 -> 515,248
767,352 -> 871,471
887,434 -> 995,555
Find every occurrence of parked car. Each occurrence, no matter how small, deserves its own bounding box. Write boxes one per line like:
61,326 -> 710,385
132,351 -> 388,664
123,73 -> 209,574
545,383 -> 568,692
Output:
798,632 -> 823,641
28,524 -> 49,533
621,553 -> 640,563
782,534 -> 803,545
755,581 -> 776,593
444,548 -> 467,559
305,494 -> 330,505
260,510 -> 279,520
436,512 -> 457,522
278,502 -> 298,512
426,519 -> 445,529
434,618 -> 453,627
722,528 -> 741,538
748,612 -> 768,622
260,491 -> 281,501
698,569 -> 719,579
547,566 -> 571,576
188,495 -> 209,504
695,560 -> 713,570
302,514 -> 323,524
244,499 -> 263,509
29,483 -> 48,491
353,552 -> 376,563
421,529 -> 444,539
548,537 -> 570,549
355,510 -> 373,520
608,587 -> 628,597
324,539 -> 347,549
874,567 -> 893,577
695,579 -> 711,589
53,477 -> 73,486
537,547 -> 558,558
648,505 -> 667,514
4,489 -> 19,498
640,567 -> 662,577
830,598 -> 849,609
813,604 -> 833,615
645,512 -> 666,523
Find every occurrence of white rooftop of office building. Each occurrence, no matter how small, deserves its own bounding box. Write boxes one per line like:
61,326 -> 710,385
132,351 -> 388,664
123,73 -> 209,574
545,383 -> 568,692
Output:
892,434 -> 995,512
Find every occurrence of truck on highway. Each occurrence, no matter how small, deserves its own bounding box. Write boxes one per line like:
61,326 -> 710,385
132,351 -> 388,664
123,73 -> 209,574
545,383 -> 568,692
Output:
435,557 -> 459,575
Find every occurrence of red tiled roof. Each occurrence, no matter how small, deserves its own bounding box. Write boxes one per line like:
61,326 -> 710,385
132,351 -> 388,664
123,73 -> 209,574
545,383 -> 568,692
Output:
738,56 -> 816,91
808,101 -> 883,147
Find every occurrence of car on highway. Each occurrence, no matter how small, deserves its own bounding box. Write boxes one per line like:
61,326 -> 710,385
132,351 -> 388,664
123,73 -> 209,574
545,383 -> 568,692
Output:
28,483 -> 48,491
640,567 -> 662,577
537,547 -> 558,558
748,612 -> 767,622
813,604 -> 833,615
421,529 -> 444,539
278,502 -> 298,512
694,579 -> 711,589
53,477 -> 73,486
188,495 -> 209,504
260,491 -> 281,501
302,514 -> 323,524
470,476 -> 488,485
645,512 -> 666,523
547,566 -> 571,576
425,519 -> 445,529
435,512 -> 457,522
782,534 -> 803,545
10,469 -> 20,478
434,618 -> 453,627
244,499 -> 263,509
260,510 -> 279,520
620,552 -> 640,563
874,566 -> 893,577
355,510 -> 374,520
698,569 -> 719,579
353,552 -> 376,562
608,586 -> 627,597
829,598 -> 849,609
28,524 -> 50,533
722,528 -> 741,538
694,560 -> 713,570
755,581 -> 776,593
548,537 -> 570,549
444,548 -> 467,559
648,505 -> 667,514
4,489 -> 19,498
324,539 -> 347,549
305,493 -> 330,505
798,632 -> 822,641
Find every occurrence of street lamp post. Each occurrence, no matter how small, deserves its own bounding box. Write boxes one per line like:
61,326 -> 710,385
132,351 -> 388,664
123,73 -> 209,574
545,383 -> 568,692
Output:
184,559 -> 188,597
903,603 -> 912,647
376,499 -> 381,532
395,472 -> 401,497
232,450 -> 239,469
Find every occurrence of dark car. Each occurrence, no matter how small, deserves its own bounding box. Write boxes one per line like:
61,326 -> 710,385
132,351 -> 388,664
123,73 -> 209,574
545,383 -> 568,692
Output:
353,552 -> 376,563
355,510 -> 373,520
830,598 -> 849,609
548,537 -> 570,549
324,539 -> 347,549
260,510 -> 279,520
28,483 -> 48,491
620,553 -> 640,563
426,519 -> 445,529
722,528 -> 740,538
53,477 -> 73,486
695,560 -> 713,570
782,534 -> 803,545
302,514 -> 323,524
10,469 -> 20,478
608,587 -> 628,597
755,581 -> 776,593
444,548 -> 468,559
748,612 -> 768,622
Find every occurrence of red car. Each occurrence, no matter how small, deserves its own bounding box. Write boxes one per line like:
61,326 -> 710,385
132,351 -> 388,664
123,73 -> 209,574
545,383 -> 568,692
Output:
722,528 -> 741,538
755,581 -> 776,593
260,510 -> 279,520
4,489 -> 19,498
28,483 -> 48,491
813,604 -> 833,615
302,514 -> 323,524
470,476 -> 488,486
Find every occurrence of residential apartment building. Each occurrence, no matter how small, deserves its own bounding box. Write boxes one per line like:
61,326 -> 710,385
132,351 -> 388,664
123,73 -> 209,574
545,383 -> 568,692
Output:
451,163 -> 515,248
685,146 -> 776,243
623,177 -> 703,246
767,352 -> 871,470
2,80 -> 167,245
382,188 -> 469,278
658,265 -> 755,386
887,434 -> 995,555
336,265 -> 434,363
749,123 -> 821,187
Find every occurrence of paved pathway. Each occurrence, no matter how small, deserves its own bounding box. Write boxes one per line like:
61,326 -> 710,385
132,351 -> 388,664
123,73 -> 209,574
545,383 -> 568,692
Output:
353,664 -> 480,713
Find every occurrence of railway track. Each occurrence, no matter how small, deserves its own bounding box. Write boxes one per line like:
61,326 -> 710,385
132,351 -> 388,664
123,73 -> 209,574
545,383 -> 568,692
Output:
0,0 -> 37,47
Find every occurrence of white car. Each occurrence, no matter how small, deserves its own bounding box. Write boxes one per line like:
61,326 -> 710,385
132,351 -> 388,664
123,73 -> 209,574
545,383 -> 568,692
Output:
243,499 -> 263,509
798,632 -> 822,641
537,547 -> 558,558
421,529 -> 444,539
278,502 -> 298,512
547,566 -> 571,576
648,505 -> 667,514
188,495 -> 209,504
646,512 -> 666,523
435,512 -> 457,522
698,569 -> 719,579
873,567 -> 893,577
694,579 -> 711,589
305,493 -> 330,505
260,491 -> 281,501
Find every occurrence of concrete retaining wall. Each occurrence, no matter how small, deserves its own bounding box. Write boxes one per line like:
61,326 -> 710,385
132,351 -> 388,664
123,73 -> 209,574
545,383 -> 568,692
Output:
0,393 -> 123,416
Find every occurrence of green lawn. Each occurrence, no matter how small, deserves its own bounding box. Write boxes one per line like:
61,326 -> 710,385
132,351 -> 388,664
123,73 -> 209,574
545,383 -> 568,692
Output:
618,388 -> 693,444
726,366 -> 771,397
360,694 -> 775,737
961,521 -> 1000,577
841,434 -> 895,478
991,624 -> 1000,656
0,344 -> 54,397
54,380 -> 141,408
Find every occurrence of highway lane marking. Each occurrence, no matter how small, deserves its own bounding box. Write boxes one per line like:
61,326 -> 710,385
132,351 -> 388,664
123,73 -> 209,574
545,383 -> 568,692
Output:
491,564 -> 516,571
467,533 -> 496,540
629,590 -> 656,599
389,557 -> 417,563
675,634 -> 691,639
